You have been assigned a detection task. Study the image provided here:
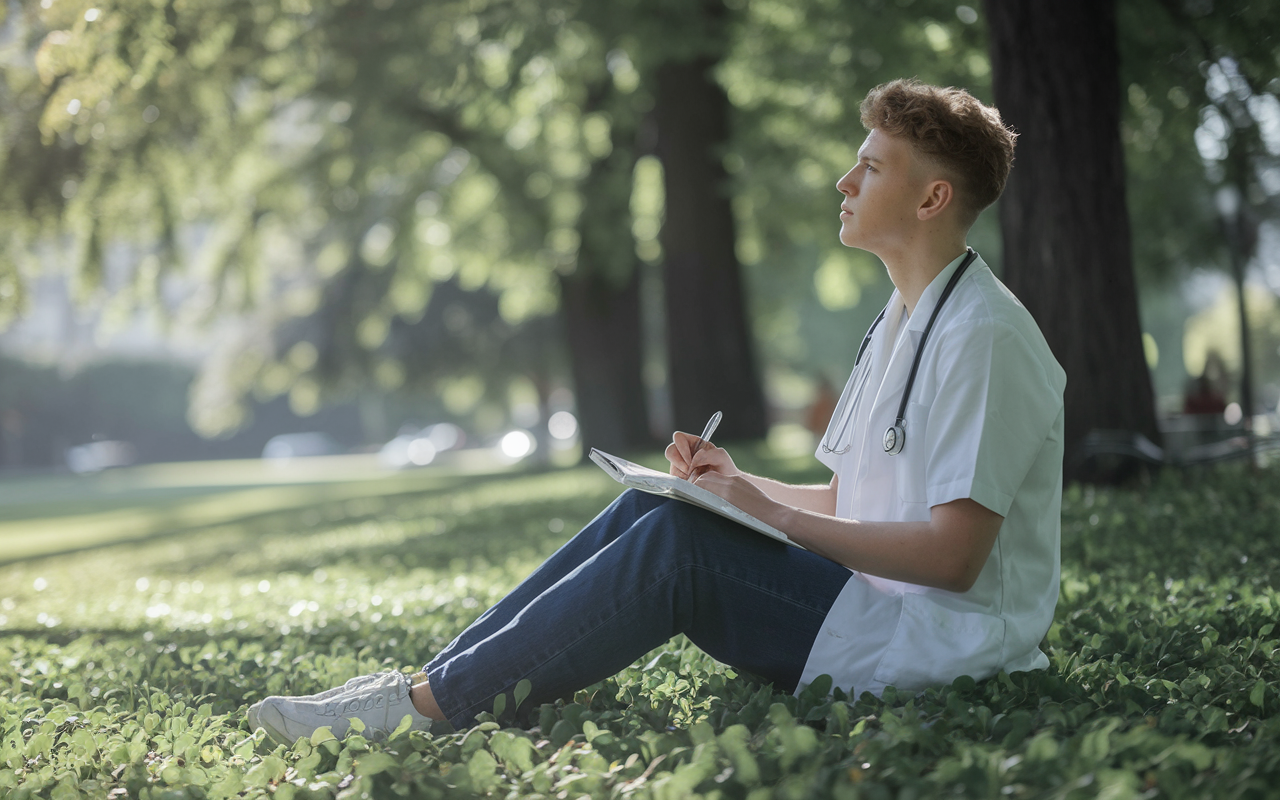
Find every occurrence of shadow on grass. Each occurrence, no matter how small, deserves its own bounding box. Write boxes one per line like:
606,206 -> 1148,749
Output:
218,497 -> 612,579
0,471 -> 538,569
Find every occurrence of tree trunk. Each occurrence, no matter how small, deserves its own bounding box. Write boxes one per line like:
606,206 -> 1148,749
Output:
1221,146 -> 1260,464
654,54 -> 768,442
559,268 -> 653,454
985,0 -> 1160,482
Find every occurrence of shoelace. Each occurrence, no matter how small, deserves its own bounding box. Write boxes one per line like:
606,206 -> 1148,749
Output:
321,675 -> 405,717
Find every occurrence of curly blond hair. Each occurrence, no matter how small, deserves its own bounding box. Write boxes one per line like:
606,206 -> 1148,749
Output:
860,79 -> 1016,225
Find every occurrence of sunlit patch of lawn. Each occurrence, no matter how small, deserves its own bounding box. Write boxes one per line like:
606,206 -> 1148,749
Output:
2,453 -> 1279,798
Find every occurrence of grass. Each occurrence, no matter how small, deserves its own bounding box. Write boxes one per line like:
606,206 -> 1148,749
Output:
2,450 -> 1279,798
0,452 -> 521,563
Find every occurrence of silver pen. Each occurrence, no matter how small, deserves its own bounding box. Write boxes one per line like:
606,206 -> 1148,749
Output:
686,410 -> 722,481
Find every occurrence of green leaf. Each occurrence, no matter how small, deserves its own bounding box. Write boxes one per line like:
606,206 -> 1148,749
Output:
513,679 -> 532,709
467,749 -> 500,791
25,732 -> 53,758
1250,679 -> 1266,709
1200,706 -> 1229,732
489,731 -> 537,774
492,693 -> 507,719
347,716 -> 366,734
803,674 -> 833,700
689,721 -> 715,746
549,719 -> 577,749
344,734 -> 370,752
49,780 -> 80,800
259,755 -> 288,782
356,752 -> 399,776
233,734 -> 258,761
310,727 -> 337,746
390,714 -> 415,739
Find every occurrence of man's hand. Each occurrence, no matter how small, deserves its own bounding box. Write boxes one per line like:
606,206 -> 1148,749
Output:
665,431 -> 741,481
689,470 -> 775,517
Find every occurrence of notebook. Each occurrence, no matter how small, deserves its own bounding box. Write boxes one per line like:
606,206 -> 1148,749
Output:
588,448 -> 804,550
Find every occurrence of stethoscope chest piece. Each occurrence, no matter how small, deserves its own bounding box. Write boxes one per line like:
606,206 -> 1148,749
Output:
882,424 -> 905,455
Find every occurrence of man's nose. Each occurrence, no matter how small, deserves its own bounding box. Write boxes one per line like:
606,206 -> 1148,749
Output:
837,168 -> 861,195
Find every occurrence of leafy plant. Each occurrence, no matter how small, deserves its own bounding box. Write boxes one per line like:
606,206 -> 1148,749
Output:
3,458 -> 1279,797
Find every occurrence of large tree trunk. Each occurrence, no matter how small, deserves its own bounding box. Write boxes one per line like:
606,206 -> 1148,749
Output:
654,53 -> 768,442
985,0 -> 1160,482
559,268 -> 653,455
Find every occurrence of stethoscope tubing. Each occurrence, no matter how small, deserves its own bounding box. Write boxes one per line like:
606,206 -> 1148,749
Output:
820,248 -> 978,457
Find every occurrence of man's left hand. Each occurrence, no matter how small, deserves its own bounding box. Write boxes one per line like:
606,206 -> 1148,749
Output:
691,471 -> 775,518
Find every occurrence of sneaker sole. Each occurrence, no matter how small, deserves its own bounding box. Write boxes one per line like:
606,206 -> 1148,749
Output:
248,699 -> 298,746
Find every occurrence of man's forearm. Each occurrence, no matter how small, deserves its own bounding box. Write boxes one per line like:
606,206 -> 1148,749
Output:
771,507 -> 967,591
754,499 -> 1000,593
740,474 -> 836,515
699,474 -> 1002,593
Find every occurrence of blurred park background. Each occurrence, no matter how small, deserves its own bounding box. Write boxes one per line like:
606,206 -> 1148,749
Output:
0,0 -> 1277,486
6,3 -> 1280,796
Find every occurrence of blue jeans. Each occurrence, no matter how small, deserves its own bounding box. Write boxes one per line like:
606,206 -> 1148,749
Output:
424,489 -> 854,728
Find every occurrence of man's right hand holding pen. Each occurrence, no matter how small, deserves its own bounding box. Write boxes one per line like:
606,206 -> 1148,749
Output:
666,431 -> 741,484
665,410 -> 839,521
665,413 -> 782,525
666,411 -> 738,483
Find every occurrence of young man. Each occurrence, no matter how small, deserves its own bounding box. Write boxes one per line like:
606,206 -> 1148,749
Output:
248,79 -> 1065,743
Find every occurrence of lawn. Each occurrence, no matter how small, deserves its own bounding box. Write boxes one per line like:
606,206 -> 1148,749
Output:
2,450 -> 1279,799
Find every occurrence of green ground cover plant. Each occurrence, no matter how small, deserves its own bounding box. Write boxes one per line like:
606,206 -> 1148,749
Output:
2,456 -> 1279,798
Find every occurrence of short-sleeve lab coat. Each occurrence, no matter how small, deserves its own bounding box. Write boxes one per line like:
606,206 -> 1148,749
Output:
802,250 -> 1066,698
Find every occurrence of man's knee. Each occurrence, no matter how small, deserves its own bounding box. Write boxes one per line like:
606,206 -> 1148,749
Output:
601,488 -> 663,519
621,488 -> 667,511
625,501 -> 732,562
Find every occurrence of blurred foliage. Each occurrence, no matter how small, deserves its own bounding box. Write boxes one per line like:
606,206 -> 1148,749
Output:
1120,0 -> 1280,280
1183,284 -> 1280,393
0,355 -> 193,464
0,353 -> 439,467
0,0 -> 1277,432
3,457 -> 1280,796
2,0 -> 642,434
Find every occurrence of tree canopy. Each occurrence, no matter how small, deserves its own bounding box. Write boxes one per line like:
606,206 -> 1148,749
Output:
1,0 -> 1276,462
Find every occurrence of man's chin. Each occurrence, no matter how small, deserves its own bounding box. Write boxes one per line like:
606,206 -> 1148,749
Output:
838,235 -> 878,258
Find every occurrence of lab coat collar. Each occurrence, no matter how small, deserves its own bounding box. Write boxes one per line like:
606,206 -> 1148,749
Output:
905,250 -> 986,334
875,288 -> 909,369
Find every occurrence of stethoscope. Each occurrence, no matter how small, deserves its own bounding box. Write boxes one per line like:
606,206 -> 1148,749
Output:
820,248 -> 978,456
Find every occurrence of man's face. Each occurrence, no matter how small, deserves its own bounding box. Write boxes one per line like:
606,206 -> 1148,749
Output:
836,129 -> 930,254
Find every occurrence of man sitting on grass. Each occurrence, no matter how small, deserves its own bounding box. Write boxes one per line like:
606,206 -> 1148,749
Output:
248,78 -> 1066,742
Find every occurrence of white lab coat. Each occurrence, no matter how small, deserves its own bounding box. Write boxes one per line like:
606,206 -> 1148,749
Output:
802,250 -> 1066,698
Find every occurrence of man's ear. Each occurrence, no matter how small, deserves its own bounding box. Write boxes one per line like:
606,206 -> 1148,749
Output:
917,179 -> 954,222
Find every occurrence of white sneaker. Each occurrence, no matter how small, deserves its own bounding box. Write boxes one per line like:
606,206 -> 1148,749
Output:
296,673 -> 382,702
296,670 -> 427,701
248,671 -> 432,745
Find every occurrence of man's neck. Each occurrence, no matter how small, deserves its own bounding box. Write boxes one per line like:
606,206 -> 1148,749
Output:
882,239 -> 970,315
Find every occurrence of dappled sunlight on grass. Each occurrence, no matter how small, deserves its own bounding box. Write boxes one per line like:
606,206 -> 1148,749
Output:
2,458 -> 1279,797
0,454 -> 539,564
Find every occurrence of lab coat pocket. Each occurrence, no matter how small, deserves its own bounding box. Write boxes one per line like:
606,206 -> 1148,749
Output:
872,594 -> 1007,692
895,402 -> 930,504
